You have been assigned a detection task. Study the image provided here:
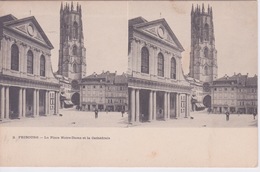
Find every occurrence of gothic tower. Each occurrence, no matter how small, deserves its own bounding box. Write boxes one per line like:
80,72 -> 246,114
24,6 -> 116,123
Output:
189,4 -> 217,83
58,2 -> 86,81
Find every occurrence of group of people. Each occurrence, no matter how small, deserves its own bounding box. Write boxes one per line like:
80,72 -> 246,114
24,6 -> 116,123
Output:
93,108 -> 125,119
225,110 -> 257,121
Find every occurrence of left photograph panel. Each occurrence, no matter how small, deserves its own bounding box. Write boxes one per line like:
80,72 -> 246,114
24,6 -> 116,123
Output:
0,1 -> 129,127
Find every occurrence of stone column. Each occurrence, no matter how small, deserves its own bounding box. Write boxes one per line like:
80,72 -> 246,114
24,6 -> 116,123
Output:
22,88 -> 26,117
149,90 -> 153,122
46,91 -> 50,115
135,89 -> 140,122
33,89 -> 37,116
36,90 -> 39,116
186,94 -> 190,118
164,92 -> 167,120
45,91 -> 48,115
130,88 -> 135,124
56,91 -> 60,115
167,93 -> 170,119
153,91 -> 156,120
18,88 -> 22,118
5,87 -> 9,119
176,93 -> 179,118
1,86 -> 5,119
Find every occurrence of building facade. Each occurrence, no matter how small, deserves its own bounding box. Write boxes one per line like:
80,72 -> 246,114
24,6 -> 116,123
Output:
80,72 -> 128,112
0,14 -> 60,120
57,2 -> 86,105
211,73 -> 257,114
128,17 -> 192,123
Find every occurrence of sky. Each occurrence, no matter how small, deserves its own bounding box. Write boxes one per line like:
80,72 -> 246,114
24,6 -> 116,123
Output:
0,1 -> 257,77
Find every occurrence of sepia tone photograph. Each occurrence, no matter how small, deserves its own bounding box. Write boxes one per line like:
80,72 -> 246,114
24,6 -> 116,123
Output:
0,0 -> 258,168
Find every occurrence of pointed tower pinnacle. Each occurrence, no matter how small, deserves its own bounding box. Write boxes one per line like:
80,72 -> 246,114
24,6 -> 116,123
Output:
60,2 -> 63,12
191,4 -> 194,14
202,3 -> 205,13
71,1 -> 74,11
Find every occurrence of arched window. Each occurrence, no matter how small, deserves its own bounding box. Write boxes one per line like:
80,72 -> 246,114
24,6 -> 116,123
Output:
157,53 -> 164,77
204,66 -> 208,75
204,47 -> 208,58
73,22 -> 78,39
73,45 -> 77,56
11,44 -> 19,71
40,55 -> 45,76
73,63 -> 77,73
170,57 -> 176,79
141,47 -> 149,74
27,50 -> 33,74
204,23 -> 209,41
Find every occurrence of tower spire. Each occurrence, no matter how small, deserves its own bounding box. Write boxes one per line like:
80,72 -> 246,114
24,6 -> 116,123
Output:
202,3 -> 205,14
71,1 -> 74,11
60,2 -> 63,13
191,4 -> 194,15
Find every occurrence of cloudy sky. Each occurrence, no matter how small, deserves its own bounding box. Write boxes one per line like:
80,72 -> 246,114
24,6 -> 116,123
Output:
0,1 -> 257,77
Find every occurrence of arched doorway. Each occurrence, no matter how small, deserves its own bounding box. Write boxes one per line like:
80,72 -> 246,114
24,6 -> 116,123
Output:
71,92 -> 80,105
203,95 -> 211,108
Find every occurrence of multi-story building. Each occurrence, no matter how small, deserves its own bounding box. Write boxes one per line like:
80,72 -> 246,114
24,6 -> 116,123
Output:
211,73 -> 257,114
185,76 -> 205,111
0,14 -> 60,120
56,2 -> 86,106
80,71 -> 128,112
128,17 -> 192,123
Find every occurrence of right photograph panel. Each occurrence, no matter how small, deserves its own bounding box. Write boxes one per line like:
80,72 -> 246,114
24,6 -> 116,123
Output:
127,1 -> 258,127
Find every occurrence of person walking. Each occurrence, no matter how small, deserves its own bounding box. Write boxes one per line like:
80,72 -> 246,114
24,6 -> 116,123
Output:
121,109 -> 125,117
225,110 -> 230,121
94,108 -> 99,119
253,110 -> 257,120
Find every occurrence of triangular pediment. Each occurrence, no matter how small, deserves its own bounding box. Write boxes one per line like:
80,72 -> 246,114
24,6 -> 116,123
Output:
4,16 -> 53,49
133,19 -> 184,51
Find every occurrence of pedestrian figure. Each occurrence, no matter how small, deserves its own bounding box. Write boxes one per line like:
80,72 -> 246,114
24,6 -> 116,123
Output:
106,108 -> 108,114
141,114 -> 144,122
225,110 -> 230,121
94,108 -> 99,119
121,109 -> 125,117
253,110 -> 257,120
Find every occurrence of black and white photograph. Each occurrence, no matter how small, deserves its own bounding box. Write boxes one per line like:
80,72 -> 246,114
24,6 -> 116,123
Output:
0,0 -> 258,168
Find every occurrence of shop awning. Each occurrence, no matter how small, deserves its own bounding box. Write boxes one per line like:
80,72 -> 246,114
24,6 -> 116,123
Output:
195,103 -> 205,108
64,100 -> 74,105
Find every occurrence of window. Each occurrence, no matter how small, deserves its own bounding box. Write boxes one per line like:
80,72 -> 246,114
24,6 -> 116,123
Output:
204,66 -> 208,75
231,87 -> 234,91
27,50 -> 34,74
73,63 -> 77,73
225,88 -> 227,91
93,85 -> 96,89
73,22 -> 78,39
204,23 -> 209,41
73,45 -> 77,56
83,86 -> 85,88
11,44 -> 19,71
170,57 -> 176,79
214,88 -> 217,91
204,47 -> 208,58
40,55 -> 45,76
141,47 -> 149,74
157,53 -> 164,77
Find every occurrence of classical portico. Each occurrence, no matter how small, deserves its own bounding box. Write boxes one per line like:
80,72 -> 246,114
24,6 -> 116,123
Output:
0,14 -> 60,121
128,17 -> 192,124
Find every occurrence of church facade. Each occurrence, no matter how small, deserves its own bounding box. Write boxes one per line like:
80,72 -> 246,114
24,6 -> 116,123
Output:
128,17 -> 192,123
0,14 -> 60,120
57,2 -> 86,106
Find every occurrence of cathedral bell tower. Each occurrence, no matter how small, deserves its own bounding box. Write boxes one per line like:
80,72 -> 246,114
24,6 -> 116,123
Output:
58,2 -> 86,81
189,4 -> 217,83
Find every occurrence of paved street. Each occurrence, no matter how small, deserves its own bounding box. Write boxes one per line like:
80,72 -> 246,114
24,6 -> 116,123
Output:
0,108 -> 258,127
